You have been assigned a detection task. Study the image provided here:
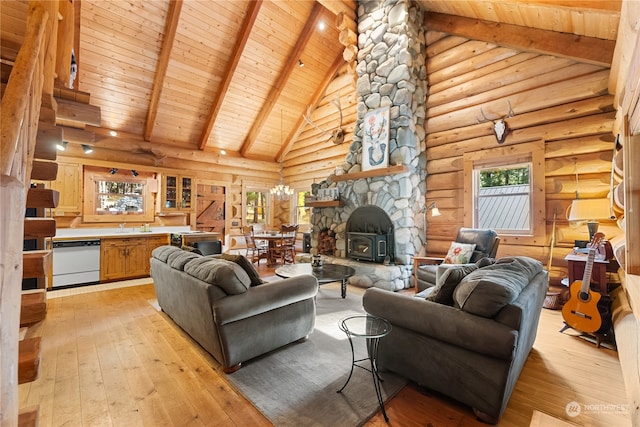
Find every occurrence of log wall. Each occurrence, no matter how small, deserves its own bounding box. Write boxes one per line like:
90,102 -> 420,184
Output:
424,30 -> 623,286
284,63 -> 357,189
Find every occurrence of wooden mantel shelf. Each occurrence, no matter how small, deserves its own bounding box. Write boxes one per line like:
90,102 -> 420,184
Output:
305,200 -> 344,208
332,164 -> 409,182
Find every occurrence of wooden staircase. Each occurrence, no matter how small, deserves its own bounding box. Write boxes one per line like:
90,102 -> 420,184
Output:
16,116 -> 62,427
3,1 -> 102,424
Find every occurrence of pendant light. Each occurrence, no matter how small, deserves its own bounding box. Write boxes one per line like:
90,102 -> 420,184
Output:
270,110 -> 294,200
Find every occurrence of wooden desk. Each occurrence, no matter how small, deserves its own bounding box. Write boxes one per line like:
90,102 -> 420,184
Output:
564,254 -> 609,296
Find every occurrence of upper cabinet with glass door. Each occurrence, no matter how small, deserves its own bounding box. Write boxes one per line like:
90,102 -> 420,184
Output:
161,174 -> 195,212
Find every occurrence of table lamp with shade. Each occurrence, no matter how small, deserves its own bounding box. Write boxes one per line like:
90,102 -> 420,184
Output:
568,198 -> 613,241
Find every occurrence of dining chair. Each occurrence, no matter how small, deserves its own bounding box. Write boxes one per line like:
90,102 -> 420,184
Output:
274,224 -> 298,264
242,226 -> 268,265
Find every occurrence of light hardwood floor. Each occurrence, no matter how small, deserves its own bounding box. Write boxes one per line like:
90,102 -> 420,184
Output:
20,271 -> 630,426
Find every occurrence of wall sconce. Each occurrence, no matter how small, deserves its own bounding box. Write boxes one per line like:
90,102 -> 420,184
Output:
82,144 -> 93,154
56,141 -> 68,151
109,168 -> 118,175
427,201 -> 441,217
131,170 -> 139,177
568,198 -> 613,241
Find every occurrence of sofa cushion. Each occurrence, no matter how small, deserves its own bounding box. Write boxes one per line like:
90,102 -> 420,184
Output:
151,245 -> 182,262
181,245 -> 202,255
167,250 -> 202,270
220,253 -> 265,286
426,263 -> 478,305
443,242 -> 476,264
453,256 -> 544,317
184,257 -> 251,295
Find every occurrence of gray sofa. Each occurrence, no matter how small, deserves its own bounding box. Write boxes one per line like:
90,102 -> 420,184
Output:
363,256 -> 548,423
150,245 -> 318,373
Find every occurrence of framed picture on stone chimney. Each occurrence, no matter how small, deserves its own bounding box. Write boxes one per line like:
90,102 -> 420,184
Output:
362,106 -> 389,171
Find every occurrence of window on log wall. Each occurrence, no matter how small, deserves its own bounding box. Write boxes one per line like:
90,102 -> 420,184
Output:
463,139 -> 546,246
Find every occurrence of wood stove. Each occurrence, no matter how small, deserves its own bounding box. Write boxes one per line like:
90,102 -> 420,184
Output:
346,205 -> 393,264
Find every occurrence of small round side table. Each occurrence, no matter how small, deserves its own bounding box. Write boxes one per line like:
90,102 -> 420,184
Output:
337,314 -> 392,422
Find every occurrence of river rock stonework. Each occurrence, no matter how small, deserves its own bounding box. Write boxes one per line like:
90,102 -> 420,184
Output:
310,0 -> 427,290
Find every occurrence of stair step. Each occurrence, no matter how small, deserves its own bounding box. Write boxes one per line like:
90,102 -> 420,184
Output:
24,218 -> 56,240
34,122 -> 61,160
18,337 -> 41,384
18,406 -> 39,427
30,160 -> 58,181
22,250 -> 51,279
26,188 -> 59,208
21,290 -> 46,326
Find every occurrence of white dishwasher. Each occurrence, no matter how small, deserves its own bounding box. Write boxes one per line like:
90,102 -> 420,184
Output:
52,239 -> 101,288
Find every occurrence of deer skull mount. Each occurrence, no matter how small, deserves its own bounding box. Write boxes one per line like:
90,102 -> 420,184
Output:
478,101 -> 515,144
303,95 -> 345,145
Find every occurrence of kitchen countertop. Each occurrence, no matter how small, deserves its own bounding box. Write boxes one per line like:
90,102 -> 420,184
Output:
52,226 -> 193,241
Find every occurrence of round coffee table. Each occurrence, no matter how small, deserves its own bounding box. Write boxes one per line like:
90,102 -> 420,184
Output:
275,263 -> 355,298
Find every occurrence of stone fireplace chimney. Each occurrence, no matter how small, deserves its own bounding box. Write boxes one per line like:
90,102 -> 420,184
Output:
310,0 -> 427,289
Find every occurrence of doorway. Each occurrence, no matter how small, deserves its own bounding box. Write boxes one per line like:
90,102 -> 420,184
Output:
196,183 -> 225,236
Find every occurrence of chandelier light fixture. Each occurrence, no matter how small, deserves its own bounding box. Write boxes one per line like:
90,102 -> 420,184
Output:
270,110 -> 294,200
270,180 -> 294,200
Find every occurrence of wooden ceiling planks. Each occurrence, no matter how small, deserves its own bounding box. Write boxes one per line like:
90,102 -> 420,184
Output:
149,1 -> 248,147
198,0 -> 263,150
239,2 -> 324,158
144,0 -> 183,142
79,1 -> 167,136
2,0 -> 623,170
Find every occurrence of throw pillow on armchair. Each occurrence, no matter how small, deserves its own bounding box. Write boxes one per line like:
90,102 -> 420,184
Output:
443,242 -> 476,264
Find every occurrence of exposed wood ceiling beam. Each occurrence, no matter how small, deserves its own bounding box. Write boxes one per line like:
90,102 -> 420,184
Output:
198,0 -> 263,150
87,127 -> 278,172
144,0 -> 183,142
277,52 -> 344,162
425,12 -> 615,67
240,2 -> 325,158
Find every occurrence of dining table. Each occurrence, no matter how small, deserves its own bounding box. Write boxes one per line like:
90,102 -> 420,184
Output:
253,233 -> 288,266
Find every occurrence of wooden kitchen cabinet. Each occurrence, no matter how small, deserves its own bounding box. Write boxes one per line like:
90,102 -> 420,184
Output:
145,235 -> 169,275
161,174 -> 194,212
49,161 -> 81,214
100,237 -> 148,281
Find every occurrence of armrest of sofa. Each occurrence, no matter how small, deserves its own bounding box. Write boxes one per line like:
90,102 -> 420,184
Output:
363,288 -> 517,360
213,275 -> 318,325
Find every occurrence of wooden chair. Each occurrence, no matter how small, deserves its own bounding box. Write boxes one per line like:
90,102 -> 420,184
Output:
273,224 -> 298,264
242,226 -> 268,265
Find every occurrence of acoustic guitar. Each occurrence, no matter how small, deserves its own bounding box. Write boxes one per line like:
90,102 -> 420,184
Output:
562,232 -> 605,333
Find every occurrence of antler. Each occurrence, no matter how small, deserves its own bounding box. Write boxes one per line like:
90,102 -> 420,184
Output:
477,107 -> 491,123
507,100 -> 515,118
303,94 -> 346,144
331,95 -> 343,128
303,106 -> 330,136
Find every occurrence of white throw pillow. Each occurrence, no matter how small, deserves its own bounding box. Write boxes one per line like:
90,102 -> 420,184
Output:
443,242 -> 476,264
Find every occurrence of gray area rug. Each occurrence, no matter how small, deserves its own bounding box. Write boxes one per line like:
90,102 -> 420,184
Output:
225,282 -> 407,427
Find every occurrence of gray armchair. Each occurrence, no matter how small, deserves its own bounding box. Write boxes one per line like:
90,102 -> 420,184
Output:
414,228 -> 500,292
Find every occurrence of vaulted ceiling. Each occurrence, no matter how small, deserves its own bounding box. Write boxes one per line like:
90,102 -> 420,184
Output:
1,1 -> 623,165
